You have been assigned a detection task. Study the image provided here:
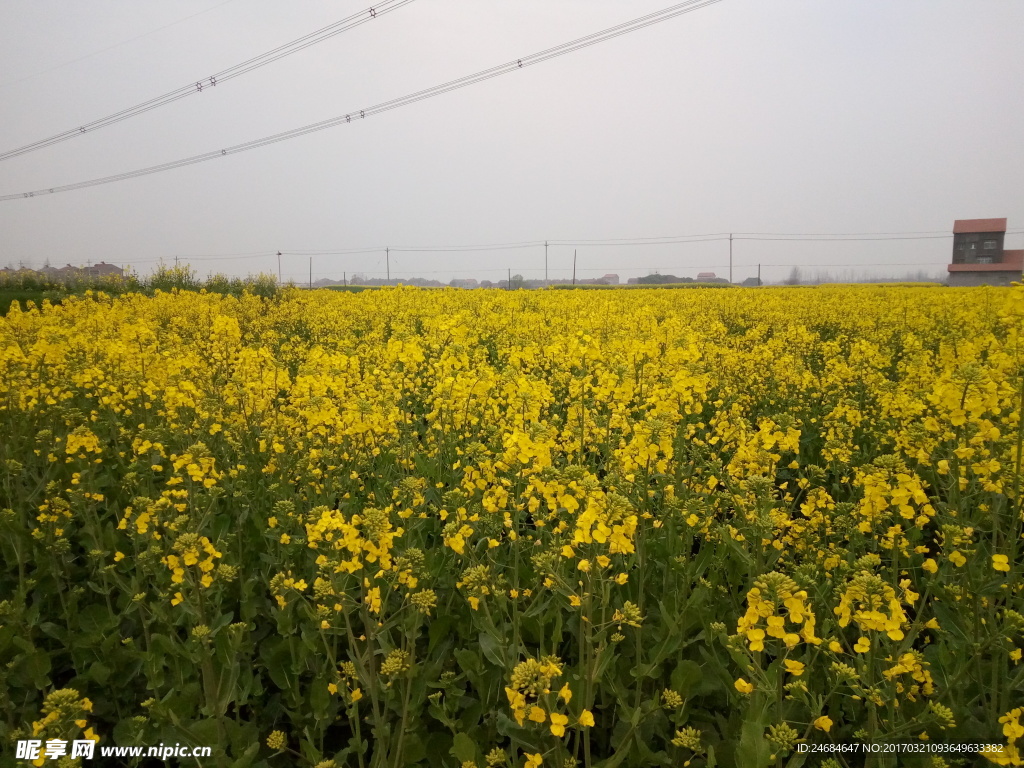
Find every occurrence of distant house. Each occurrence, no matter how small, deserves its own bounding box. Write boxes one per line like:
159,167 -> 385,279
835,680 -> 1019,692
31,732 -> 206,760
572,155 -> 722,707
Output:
26,262 -> 127,281
600,273 -> 620,285
947,218 -> 1023,286
449,278 -> 479,289
696,272 -> 717,281
56,264 -> 82,279
88,261 -> 124,277
741,277 -> 762,287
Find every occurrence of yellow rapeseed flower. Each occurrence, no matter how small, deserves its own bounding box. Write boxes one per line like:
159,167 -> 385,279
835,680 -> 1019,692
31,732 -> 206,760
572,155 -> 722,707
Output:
734,678 -> 754,694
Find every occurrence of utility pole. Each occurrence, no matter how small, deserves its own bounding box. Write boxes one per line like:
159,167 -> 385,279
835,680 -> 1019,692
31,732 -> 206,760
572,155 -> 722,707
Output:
309,257 -> 312,288
277,251 -> 282,284
572,249 -> 577,285
729,233 -> 733,284
545,240 -> 548,286
508,268 -> 511,290
758,263 -> 761,286
344,271 -> 347,287
386,247 -> 390,283
174,256 -> 179,267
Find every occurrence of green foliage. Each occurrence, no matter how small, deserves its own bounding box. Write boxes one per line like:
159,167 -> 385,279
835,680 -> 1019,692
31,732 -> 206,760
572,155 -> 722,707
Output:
0,266 -> 280,312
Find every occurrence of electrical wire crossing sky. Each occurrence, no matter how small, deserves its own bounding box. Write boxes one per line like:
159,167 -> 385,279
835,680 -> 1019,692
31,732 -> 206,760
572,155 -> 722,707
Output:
0,0 -> 417,162
1,0 -> 1022,283
0,0 -> 721,201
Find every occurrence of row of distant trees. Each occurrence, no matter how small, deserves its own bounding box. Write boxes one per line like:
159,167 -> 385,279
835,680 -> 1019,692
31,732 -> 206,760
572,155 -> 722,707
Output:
783,267 -> 944,285
338,274 -> 617,289
337,269 -> 942,287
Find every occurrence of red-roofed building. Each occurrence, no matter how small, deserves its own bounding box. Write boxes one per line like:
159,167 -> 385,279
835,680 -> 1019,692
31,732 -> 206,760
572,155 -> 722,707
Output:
948,218 -> 1022,286
953,218 -> 1007,235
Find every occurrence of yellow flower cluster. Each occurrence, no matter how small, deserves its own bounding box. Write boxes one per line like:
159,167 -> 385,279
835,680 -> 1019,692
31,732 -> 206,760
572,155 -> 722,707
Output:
882,650 -> 935,701
504,656 -> 591,736
571,492 -> 639,556
163,533 -> 221,586
737,572 -> 820,651
835,571 -> 909,642
269,571 -> 309,609
306,505 -> 403,575
27,689 -> 98,767
985,708 -> 1024,766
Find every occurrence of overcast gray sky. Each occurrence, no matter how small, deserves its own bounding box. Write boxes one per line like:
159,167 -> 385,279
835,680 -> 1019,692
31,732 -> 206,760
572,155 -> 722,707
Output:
1,0 -> 1022,284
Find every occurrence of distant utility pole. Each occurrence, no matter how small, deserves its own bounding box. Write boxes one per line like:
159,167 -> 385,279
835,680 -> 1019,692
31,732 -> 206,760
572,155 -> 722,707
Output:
758,263 -> 761,286
344,271 -> 347,286
572,249 -> 577,285
309,257 -> 312,288
386,247 -> 390,283
508,268 -> 511,290
277,251 -> 282,284
545,240 -> 548,286
729,233 -> 733,284
174,256 -> 179,267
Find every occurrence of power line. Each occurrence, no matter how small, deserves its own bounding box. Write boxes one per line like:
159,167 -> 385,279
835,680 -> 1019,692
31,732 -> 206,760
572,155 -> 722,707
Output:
734,234 -> 955,242
733,229 -> 953,236
390,242 -> 546,253
313,261 -> 952,274
0,0 -> 416,162
169,250 -> 277,258
279,248 -> 387,257
294,260 -> 951,278
553,235 -> 730,247
66,228 -> 1024,267
281,241 -> 547,255
553,232 -> 1024,246
0,0 -> 723,201
274,230 -> 1024,255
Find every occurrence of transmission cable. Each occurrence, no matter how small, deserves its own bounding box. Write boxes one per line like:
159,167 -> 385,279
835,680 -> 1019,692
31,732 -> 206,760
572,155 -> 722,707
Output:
0,0 -> 416,162
0,0 -> 722,202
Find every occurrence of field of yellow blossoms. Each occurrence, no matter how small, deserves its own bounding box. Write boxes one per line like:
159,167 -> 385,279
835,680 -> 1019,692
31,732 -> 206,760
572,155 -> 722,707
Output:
1,282 -> 1023,768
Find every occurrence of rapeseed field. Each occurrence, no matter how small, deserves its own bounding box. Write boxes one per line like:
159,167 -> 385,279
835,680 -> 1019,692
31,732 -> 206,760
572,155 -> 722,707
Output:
1,283 -> 1022,767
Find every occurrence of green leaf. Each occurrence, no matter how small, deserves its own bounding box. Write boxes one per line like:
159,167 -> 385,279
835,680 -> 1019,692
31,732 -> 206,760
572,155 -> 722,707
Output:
23,650 -> 52,689
425,732 -> 453,768
36,622 -> 66,643
113,717 -> 146,747
401,733 -> 427,766
428,615 -> 454,655
450,733 -> 476,763
453,648 -> 482,679
310,677 -> 331,722
187,717 -> 224,751
89,661 -> 111,685
228,743 -> 260,768
735,718 -> 772,768
77,603 -> 115,635
670,660 -> 702,695
478,631 -> 504,667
